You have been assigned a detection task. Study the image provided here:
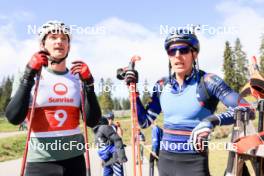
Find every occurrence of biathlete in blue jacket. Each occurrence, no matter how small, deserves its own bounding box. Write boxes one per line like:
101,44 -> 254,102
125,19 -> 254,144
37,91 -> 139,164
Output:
123,29 -> 254,176
149,121 -> 163,176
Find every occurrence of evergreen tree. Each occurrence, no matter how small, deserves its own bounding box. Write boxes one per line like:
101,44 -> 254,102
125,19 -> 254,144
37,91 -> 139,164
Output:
0,76 -> 13,113
223,41 -> 236,90
141,79 -> 151,106
233,38 -> 248,92
259,34 -> 264,75
113,98 -> 122,110
98,78 -> 114,114
98,78 -> 105,97
121,98 -> 130,110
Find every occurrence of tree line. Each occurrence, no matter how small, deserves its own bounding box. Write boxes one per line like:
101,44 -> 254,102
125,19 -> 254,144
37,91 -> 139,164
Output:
97,78 -> 151,114
0,76 -> 13,114
223,35 -> 264,92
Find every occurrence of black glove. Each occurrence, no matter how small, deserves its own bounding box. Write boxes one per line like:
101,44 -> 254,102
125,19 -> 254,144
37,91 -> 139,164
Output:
117,68 -> 126,80
125,70 -> 138,85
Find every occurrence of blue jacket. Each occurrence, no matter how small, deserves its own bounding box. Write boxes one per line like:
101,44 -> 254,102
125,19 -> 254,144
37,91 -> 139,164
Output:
137,69 -> 243,153
151,125 -> 163,154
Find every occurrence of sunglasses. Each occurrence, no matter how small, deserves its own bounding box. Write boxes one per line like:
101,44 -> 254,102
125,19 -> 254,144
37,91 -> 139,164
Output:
167,46 -> 192,56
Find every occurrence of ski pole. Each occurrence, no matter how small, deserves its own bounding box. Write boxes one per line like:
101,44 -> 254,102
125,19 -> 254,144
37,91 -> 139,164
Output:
116,55 -> 142,176
79,80 -> 91,176
128,55 -> 142,176
20,69 -> 42,176
141,144 -> 159,160
130,82 -> 142,176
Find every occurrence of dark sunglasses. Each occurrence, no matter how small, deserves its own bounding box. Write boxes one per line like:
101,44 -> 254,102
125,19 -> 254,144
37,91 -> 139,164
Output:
167,46 -> 192,56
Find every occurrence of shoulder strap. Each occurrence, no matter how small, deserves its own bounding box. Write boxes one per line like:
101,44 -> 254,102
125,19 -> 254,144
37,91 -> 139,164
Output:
197,70 -> 210,100
196,70 -> 219,112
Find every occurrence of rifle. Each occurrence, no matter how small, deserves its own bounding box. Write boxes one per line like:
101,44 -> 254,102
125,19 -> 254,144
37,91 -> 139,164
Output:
225,56 -> 264,176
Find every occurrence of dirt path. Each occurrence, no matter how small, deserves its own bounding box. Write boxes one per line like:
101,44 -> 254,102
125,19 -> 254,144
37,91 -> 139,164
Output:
0,131 -> 27,139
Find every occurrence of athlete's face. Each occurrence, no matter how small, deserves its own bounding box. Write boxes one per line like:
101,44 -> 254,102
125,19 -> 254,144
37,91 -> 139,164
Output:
41,33 -> 70,60
167,43 -> 197,76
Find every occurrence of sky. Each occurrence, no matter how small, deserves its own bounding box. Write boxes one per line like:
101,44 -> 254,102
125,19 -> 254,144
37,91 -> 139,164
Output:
1,0 -> 264,97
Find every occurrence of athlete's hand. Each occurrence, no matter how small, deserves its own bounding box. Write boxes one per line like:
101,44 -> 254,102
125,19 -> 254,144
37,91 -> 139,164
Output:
23,51 -> 49,81
231,106 -> 255,120
125,70 -> 138,85
190,121 -> 213,152
71,60 -> 94,85
27,51 -> 49,72
151,152 -> 158,159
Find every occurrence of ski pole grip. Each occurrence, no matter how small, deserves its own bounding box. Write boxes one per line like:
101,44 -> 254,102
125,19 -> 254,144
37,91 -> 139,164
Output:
252,56 -> 259,71
129,55 -> 141,70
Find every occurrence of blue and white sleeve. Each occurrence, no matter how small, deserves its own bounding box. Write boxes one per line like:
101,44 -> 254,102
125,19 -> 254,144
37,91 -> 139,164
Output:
136,83 -> 162,128
204,73 -> 247,125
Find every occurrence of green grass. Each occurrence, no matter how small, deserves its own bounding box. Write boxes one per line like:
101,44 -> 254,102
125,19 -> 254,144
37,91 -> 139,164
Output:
209,138 -> 230,175
209,138 -> 255,175
0,118 -> 18,132
0,134 -> 26,162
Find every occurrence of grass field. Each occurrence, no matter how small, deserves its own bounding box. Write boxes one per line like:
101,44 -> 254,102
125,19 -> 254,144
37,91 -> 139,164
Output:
0,118 -> 18,132
0,134 -> 26,162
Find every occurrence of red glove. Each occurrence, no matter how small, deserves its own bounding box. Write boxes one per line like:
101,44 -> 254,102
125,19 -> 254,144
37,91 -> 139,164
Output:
27,51 -> 49,71
71,61 -> 94,84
